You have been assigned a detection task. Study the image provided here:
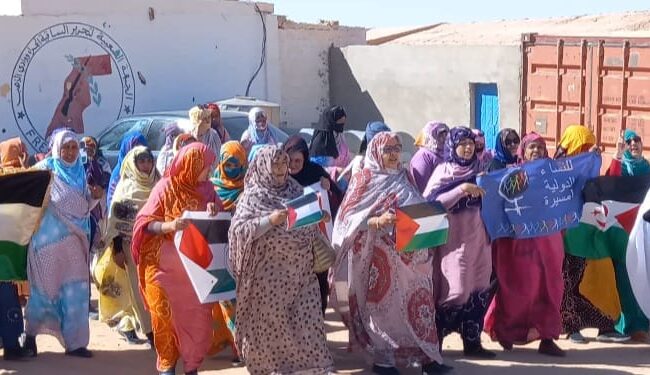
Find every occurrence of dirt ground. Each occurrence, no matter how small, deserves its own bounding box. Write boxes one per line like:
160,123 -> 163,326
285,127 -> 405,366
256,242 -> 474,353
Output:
3,289 -> 650,375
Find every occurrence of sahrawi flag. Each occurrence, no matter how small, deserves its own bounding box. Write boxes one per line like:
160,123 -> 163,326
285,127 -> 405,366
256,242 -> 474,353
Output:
396,201 -> 449,252
174,211 -> 236,303
564,174 -> 650,319
285,192 -> 324,230
564,175 -> 650,261
0,170 -> 52,280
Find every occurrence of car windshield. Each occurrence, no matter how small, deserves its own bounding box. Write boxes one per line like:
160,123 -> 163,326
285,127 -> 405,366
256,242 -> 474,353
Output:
98,119 -> 149,151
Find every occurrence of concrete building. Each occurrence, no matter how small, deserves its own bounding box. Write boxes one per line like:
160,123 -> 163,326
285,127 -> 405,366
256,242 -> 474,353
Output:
330,11 -> 650,148
0,0 -> 365,152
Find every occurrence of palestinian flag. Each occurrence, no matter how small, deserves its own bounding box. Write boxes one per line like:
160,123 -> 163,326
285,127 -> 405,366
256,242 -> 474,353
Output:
174,211 -> 236,304
396,201 -> 448,252
564,174 -> 650,320
0,170 -> 51,281
285,192 -> 324,230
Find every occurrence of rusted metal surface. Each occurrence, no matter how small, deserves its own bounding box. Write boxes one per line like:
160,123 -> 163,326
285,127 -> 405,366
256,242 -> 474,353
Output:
522,34 -> 650,159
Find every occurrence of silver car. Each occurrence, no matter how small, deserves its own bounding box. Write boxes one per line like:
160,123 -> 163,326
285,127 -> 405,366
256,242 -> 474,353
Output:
96,110 -> 289,167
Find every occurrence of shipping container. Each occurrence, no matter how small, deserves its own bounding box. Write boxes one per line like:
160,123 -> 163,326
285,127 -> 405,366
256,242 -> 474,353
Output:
521,34 -> 650,165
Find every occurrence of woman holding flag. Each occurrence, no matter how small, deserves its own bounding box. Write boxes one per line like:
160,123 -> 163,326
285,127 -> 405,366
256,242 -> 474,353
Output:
228,145 -> 333,374
132,143 -> 221,375
483,132 -> 565,356
605,129 -> 650,342
423,126 -> 495,359
556,124 -> 628,344
331,132 -> 449,375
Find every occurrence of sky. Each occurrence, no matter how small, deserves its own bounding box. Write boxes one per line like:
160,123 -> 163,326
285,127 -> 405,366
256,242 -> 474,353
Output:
271,0 -> 650,28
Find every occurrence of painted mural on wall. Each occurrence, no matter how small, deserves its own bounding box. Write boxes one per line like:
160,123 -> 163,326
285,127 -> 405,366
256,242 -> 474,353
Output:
11,22 -> 135,152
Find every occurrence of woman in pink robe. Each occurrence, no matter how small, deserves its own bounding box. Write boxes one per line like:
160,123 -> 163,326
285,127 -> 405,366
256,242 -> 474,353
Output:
483,132 -> 565,356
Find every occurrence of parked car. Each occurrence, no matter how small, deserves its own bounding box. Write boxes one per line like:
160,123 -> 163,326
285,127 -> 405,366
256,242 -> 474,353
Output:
96,110 -> 289,167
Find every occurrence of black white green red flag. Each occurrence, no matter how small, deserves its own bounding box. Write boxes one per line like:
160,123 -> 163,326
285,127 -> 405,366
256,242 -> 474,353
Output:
0,170 -> 51,281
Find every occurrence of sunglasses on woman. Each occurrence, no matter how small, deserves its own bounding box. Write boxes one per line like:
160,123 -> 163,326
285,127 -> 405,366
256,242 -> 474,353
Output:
505,138 -> 520,147
626,136 -> 642,145
382,144 -> 403,154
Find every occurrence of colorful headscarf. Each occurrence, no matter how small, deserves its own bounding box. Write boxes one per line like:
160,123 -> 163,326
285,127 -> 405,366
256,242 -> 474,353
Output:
309,105 -> 346,159
131,143 -> 217,263
517,132 -> 548,162
414,122 -> 448,156
107,130 -> 147,206
0,137 -> 28,169
622,129 -> 650,176
556,125 -> 596,158
444,126 -> 477,167
163,143 -> 217,220
493,128 -> 520,165
211,141 -> 248,211
425,126 -> 480,210
246,107 -> 282,146
43,129 -> 87,193
333,132 -> 422,247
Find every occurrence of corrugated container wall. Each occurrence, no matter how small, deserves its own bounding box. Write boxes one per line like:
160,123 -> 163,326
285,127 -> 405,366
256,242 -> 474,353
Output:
522,34 -> 650,164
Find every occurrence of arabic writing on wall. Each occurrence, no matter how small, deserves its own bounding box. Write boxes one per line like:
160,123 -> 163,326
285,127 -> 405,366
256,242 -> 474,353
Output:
11,22 -> 135,152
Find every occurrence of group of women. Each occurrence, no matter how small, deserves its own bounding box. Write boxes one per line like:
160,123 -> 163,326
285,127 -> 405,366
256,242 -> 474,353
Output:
2,102 -> 650,375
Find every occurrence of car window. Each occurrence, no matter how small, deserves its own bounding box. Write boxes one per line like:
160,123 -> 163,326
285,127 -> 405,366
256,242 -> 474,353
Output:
99,119 -> 149,151
147,119 -> 181,151
222,116 -> 249,141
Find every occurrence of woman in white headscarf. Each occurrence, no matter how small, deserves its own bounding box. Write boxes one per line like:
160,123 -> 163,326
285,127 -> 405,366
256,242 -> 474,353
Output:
240,107 -> 283,156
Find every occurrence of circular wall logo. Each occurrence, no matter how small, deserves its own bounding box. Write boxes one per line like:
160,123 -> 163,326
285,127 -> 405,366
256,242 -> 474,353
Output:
11,22 -> 136,152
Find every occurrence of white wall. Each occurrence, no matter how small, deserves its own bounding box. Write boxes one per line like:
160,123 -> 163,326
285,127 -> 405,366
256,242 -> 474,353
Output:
279,23 -> 365,129
0,0 -> 280,152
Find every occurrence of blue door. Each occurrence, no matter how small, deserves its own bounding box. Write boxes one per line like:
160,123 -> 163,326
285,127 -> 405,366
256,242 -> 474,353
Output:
474,83 -> 500,150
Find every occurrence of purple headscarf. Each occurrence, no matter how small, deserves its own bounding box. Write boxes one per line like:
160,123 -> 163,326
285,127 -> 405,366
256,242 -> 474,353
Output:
425,126 -> 480,211
164,122 -> 182,149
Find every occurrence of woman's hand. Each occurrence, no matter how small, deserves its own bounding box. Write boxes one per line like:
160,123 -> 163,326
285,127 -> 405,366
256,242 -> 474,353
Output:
89,185 -> 104,200
322,211 -> 331,223
163,218 -> 188,233
368,211 -> 396,230
207,202 -> 219,217
320,177 -> 331,191
460,183 -> 485,198
269,209 -> 288,226
615,130 -> 625,159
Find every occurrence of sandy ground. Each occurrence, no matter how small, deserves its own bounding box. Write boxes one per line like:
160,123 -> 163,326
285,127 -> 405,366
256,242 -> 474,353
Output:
3,289 -> 650,375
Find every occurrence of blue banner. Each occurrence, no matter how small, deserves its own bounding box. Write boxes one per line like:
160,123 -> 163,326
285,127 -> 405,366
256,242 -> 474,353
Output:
477,152 -> 602,240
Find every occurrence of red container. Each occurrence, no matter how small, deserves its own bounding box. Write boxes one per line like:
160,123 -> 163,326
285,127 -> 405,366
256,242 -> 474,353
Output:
522,34 -> 650,168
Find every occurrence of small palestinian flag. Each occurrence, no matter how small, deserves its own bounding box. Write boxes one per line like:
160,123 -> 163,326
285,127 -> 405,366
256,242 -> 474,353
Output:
174,211 -> 236,304
396,201 -> 449,252
285,192 -> 324,230
0,170 -> 52,281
